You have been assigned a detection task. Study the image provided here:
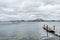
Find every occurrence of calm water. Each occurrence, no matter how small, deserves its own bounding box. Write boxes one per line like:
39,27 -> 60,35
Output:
0,22 -> 60,40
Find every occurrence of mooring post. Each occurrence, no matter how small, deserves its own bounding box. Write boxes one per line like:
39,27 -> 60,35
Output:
44,24 -> 45,27
53,25 -> 56,38
53,25 -> 55,32
47,25 -> 48,37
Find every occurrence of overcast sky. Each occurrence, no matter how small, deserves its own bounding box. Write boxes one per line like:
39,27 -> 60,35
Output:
0,0 -> 60,21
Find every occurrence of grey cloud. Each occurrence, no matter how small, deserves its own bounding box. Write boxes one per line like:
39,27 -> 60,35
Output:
40,0 -> 60,4
0,0 -> 60,21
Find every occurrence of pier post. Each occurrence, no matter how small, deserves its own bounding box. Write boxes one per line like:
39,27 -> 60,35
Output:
53,25 -> 55,32
47,25 -> 48,37
53,25 -> 56,38
44,24 -> 45,27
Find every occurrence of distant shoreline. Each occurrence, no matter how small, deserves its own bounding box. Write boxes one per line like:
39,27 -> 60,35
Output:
0,20 -> 60,22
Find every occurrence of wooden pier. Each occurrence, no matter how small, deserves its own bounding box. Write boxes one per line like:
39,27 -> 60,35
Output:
43,25 -> 60,37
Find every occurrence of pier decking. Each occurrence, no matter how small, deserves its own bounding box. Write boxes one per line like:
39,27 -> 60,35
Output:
43,26 -> 55,33
43,25 -> 60,37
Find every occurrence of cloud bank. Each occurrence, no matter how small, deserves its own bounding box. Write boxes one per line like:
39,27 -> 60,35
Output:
0,0 -> 60,21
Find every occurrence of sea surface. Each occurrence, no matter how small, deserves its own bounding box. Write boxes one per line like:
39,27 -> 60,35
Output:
0,22 -> 60,40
